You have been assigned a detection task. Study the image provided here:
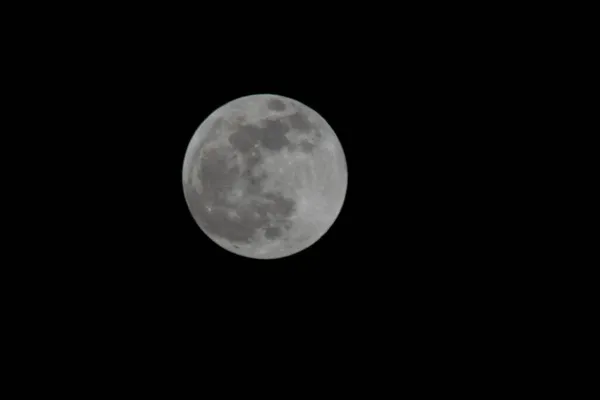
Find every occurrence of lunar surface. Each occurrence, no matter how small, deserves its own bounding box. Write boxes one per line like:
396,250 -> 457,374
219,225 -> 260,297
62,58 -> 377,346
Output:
182,94 -> 347,259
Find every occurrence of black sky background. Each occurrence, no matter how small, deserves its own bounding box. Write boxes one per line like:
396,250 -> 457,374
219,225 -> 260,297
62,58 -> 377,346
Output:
12,6 -> 548,365
60,32 -> 519,317
3,5 -> 573,389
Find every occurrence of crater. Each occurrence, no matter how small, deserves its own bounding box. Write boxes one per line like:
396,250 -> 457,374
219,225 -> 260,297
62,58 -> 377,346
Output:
260,119 -> 291,151
228,124 -> 262,152
287,111 -> 313,132
264,226 -> 282,240
267,98 -> 286,111
228,118 -> 291,153
197,147 -> 240,200
205,117 -> 224,143
298,140 -> 316,153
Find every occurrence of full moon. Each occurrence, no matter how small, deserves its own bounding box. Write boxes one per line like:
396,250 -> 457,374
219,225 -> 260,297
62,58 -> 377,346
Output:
182,94 -> 347,259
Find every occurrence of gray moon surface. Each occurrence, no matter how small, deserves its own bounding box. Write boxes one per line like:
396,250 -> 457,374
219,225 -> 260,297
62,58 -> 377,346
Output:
182,94 -> 347,259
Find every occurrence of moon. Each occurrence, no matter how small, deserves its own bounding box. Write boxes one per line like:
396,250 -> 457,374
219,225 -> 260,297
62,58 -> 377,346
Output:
182,94 -> 347,259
